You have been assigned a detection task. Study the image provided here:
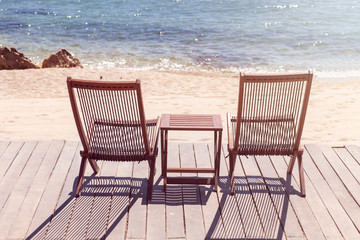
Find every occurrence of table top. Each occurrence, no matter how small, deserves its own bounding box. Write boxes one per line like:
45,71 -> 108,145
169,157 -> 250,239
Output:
160,114 -> 223,131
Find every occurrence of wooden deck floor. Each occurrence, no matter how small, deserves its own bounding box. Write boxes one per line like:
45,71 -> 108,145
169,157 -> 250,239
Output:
0,140 -> 360,239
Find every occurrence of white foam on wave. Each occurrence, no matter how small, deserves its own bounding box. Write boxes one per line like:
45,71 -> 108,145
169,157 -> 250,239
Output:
81,57 -> 360,82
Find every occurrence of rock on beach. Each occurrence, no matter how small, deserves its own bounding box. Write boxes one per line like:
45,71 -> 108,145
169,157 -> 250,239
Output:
42,49 -> 82,68
0,47 -> 39,70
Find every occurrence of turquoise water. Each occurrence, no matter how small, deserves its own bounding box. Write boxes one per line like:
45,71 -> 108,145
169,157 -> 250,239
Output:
1,0 -> 360,74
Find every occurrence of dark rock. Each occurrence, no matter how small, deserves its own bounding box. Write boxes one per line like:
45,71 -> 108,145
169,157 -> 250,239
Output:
0,47 -> 39,70
42,49 -> 82,68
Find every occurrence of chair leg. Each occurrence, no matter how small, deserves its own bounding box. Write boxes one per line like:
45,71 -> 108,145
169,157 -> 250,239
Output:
298,154 -> 306,197
287,152 -> 306,197
88,158 -> 100,174
229,153 -> 236,195
287,154 -> 297,174
148,160 -> 156,176
147,158 -> 156,200
76,157 -> 87,197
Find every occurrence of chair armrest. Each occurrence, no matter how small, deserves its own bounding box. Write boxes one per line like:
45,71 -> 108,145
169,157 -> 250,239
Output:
227,112 -> 235,150
150,116 -> 161,156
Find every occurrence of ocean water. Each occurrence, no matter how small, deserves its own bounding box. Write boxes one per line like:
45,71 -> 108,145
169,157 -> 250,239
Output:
1,0 -> 360,76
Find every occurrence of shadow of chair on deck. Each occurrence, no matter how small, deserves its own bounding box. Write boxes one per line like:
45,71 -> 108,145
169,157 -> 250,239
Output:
206,174 -> 300,240
26,175 -> 145,240
26,174 -> 211,240
26,167 -> 300,239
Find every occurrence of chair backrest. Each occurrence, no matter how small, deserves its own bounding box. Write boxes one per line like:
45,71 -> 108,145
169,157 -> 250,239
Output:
234,72 -> 312,155
67,78 -> 150,157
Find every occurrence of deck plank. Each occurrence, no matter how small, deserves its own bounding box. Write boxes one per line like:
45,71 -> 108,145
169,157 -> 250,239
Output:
327,146 -> 360,207
194,142 -> 226,239
212,144 -> 247,239
7,140 -> 65,239
1,140 -> 360,239
42,141 -> 78,238
165,142 -> 186,239
334,147 -> 360,189
26,140 -> 77,239
281,149 -> 343,240
0,141 -> 36,210
65,160 -> 102,239
0,141 -> 24,180
85,161 -> 120,239
345,145 -> 360,165
56,143 -> 81,204
0,140 -> 10,159
146,148 -> 166,240
240,155 -> 285,239
126,160 -> 149,240
42,140 -> 79,239
179,143 -> 206,240
224,157 -> 250,239
43,143 -> 80,239
305,144 -> 360,239
318,145 -> 360,229
0,141 -> 50,238
269,155 -> 326,239
256,155 -> 307,239
106,161 -> 133,240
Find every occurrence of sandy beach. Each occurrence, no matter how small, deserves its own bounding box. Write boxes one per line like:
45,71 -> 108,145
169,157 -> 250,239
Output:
0,68 -> 359,146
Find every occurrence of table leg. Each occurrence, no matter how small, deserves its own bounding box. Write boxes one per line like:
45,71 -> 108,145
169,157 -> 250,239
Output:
161,130 -> 168,191
213,131 -> 217,191
214,130 -> 222,191
161,130 -> 165,176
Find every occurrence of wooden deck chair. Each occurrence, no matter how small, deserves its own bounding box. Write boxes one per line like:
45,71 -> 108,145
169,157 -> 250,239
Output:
227,72 -> 312,196
67,78 -> 160,200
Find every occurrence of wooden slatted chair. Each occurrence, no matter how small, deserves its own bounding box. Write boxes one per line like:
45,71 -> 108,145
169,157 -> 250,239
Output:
67,78 -> 160,200
227,72 -> 312,196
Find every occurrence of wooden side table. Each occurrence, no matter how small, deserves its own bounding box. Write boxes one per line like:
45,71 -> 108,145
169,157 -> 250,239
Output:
160,114 -> 223,191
